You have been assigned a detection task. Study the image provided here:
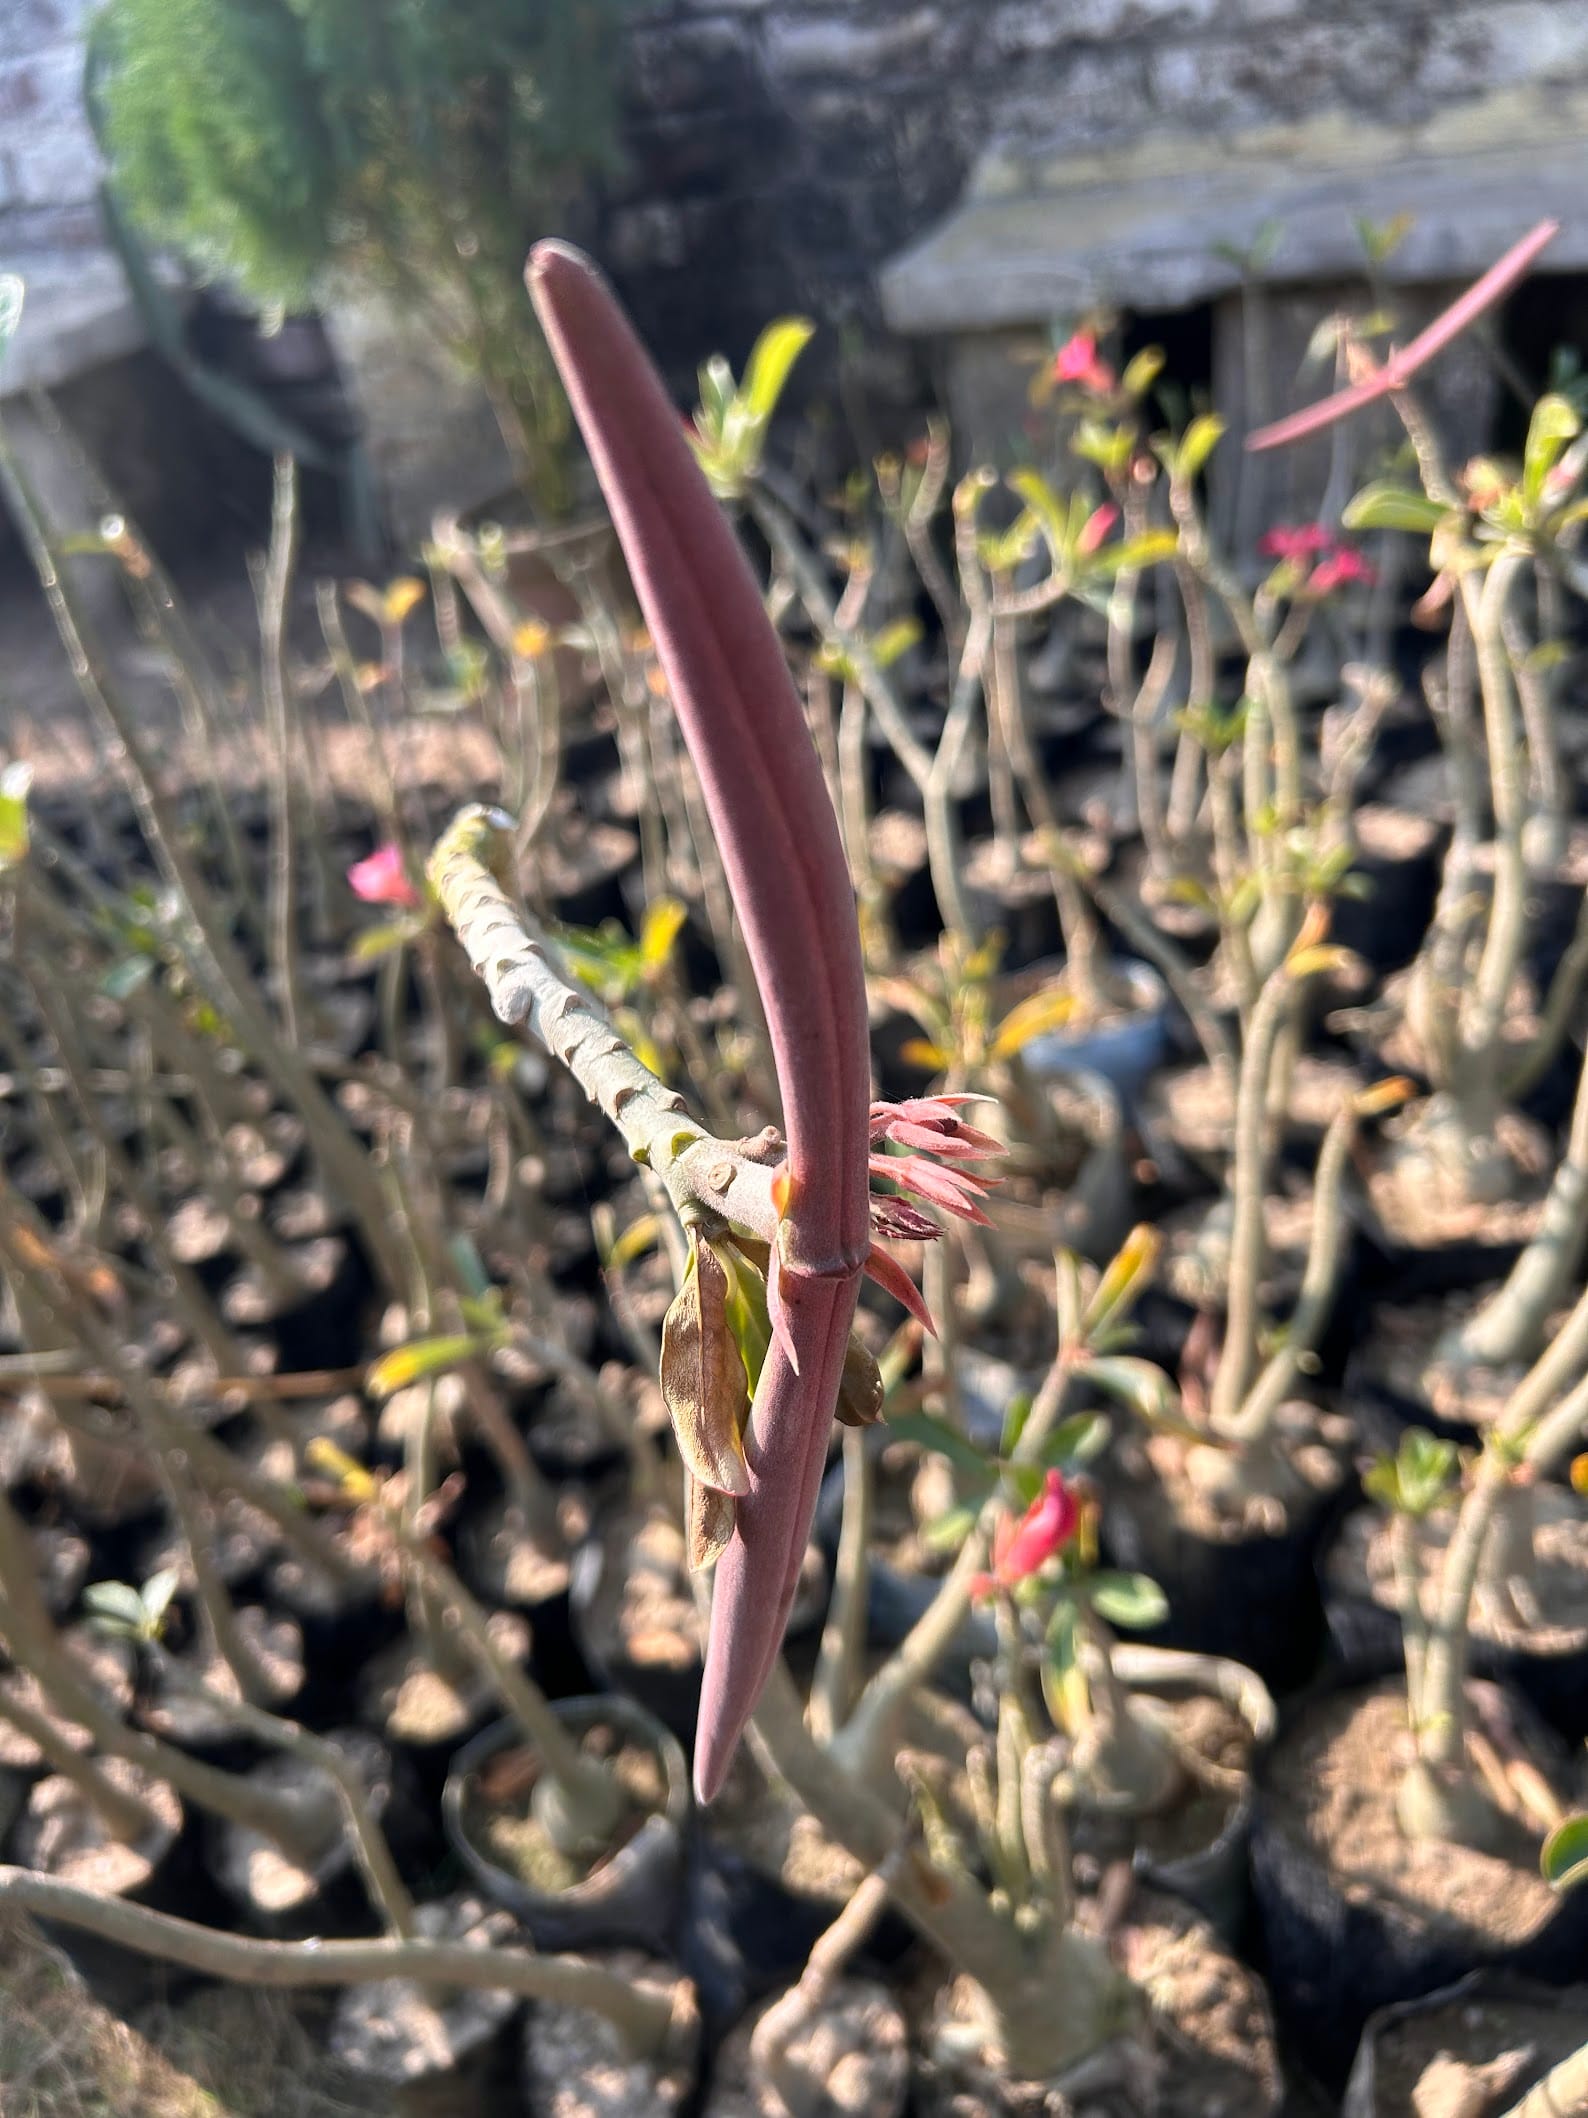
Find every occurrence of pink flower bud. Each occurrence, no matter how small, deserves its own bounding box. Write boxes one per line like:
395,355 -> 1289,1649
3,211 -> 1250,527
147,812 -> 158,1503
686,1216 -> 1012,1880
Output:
347,845 -> 420,908
981,1470 -> 1079,1594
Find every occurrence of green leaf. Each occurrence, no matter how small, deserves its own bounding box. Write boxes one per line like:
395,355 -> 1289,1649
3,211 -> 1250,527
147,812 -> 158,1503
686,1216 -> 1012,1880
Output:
141,1567 -> 182,1628
351,916 -> 423,962
1542,1813 -> 1588,1892
1080,1226 -> 1161,1342
1177,414 -> 1225,481
696,353 -> 735,433
741,317 -> 816,425
1342,482 -> 1450,535
1042,1596 -> 1089,1731
1071,419 -> 1135,476
1355,211 -> 1414,267
1090,1570 -> 1169,1630
1007,469 -> 1071,556
921,1503 -> 981,1554
1085,1355 -> 1207,1442
366,1333 -> 481,1399
886,1409 -> 992,1478
715,1240 -> 773,1397
1000,1393 -> 1034,1457
447,1232 -> 492,1301
1121,346 -> 1165,399
990,983 -> 1078,1058
870,617 -> 923,669
0,759 -> 31,869
1042,1412 -> 1112,1469
1524,392 -> 1582,507
639,895 -> 687,972
1087,528 -> 1180,578
83,1580 -> 149,1631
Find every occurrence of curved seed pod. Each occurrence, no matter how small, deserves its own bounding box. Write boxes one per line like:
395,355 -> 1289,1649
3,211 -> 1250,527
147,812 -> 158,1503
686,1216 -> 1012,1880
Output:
528,243 -> 870,1800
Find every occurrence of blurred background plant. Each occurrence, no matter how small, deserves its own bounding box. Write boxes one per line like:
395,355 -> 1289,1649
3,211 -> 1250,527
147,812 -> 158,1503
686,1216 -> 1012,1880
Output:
90,0 -> 638,517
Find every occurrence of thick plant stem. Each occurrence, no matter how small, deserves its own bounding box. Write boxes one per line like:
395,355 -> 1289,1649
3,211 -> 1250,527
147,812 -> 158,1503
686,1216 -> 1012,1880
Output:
750,1849 -> 902,2108
429,807 -> 697,1166
833,1357 -> 1078,1784
1209,964 -> 1303,1434
1457,551 -> 1529,1101
749,486 -> 934,790
1409,1336 -> 1588,1815
923,602 -> 991,946
1454,1035 -> 1588,1370
806,1425 -> 872,1747
258,454 -> 304,1047
0,1871 -> 679,2055
0,1687 -> 163,1844
751,1659 -> 1128,2077
1222,1102 -> 1359,1445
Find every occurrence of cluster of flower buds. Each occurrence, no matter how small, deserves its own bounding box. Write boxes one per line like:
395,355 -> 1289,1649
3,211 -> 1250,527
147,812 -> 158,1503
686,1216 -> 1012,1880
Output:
863,1096 -> 1003,1329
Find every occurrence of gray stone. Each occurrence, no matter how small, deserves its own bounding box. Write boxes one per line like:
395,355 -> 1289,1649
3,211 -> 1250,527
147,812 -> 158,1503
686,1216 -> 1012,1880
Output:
992,0 -> 1218,53
0,244 -> 157,396
1415,1 -> 1588,98
764,8 -> 944,80
882,82 -> 1588,334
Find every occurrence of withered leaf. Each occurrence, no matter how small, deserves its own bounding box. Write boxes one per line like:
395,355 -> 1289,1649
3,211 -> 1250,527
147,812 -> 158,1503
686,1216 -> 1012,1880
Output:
835,1336 -> 884,1428
686,1471 -> 736,1573
660,1231 -> 751,1496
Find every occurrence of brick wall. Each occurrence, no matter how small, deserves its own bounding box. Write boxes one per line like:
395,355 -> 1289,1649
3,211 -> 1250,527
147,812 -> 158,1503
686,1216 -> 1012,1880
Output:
0,0 -> 102,263
605,0 -> 1588,368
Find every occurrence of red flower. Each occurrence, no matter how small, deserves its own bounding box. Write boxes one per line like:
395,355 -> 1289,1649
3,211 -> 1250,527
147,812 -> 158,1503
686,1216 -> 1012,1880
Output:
972,1471 -> 1079,1598
1258,524 -> 1333,563
1052,331 -> 1116,396
1309,546 -> 1378,594
348,845 -> 420,908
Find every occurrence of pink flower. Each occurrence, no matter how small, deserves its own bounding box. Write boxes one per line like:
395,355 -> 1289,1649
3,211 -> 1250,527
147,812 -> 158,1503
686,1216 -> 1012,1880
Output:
1309,546 -> 1378,594
863,1097 -> 1004,1331
1077,501 -> 1119,556
972,1471 -> 1079,1598
1259,524 -> 1333,563
1052,331 -> 1116,396
348,845 -> 420,908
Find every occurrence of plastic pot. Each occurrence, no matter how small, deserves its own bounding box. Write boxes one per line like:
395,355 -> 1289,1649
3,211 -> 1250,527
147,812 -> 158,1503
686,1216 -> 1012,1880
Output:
1343,1971 -> 1588,2118
1249,1669 -> 1588,2092
442,1694 -> 690,1953
1098,1444 -> 1353,1694
1321,1495 -> 1588,1744
1118,1643 -> 1276,1947
1016,959 -> 1171,1110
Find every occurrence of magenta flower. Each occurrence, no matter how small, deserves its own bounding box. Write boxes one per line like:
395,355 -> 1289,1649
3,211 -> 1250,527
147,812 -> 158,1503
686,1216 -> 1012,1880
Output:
1052,330 -> 1116,395
1308,546 -> 1378,594
528,242 -> 871,1803
971,1471 -> 1080,1599
347,844 -> 420,908
1258,524 -> 1333,564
